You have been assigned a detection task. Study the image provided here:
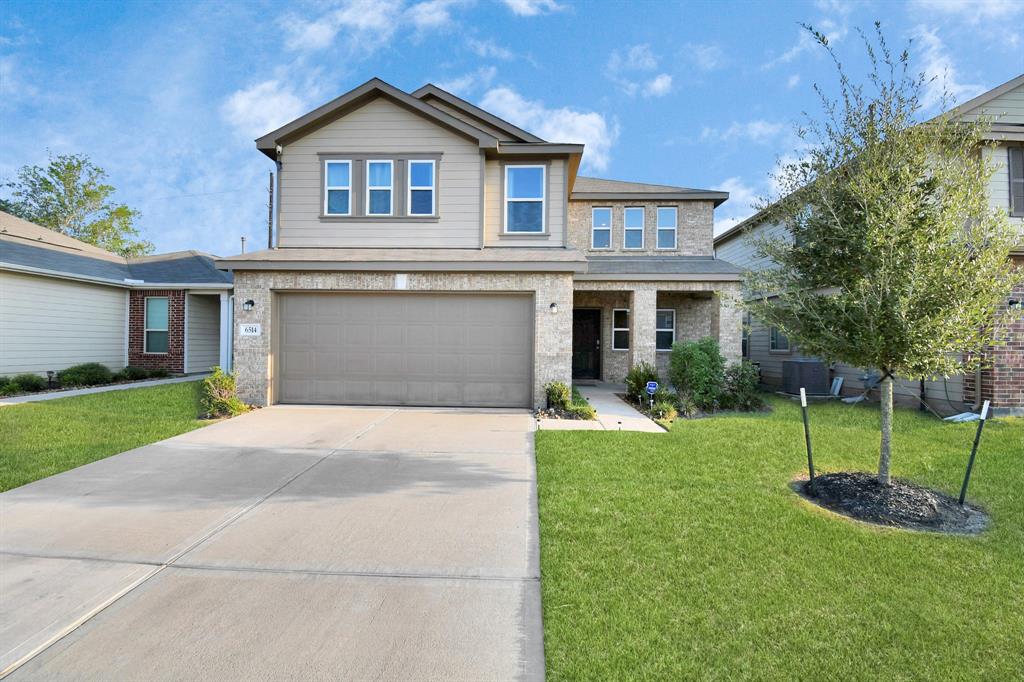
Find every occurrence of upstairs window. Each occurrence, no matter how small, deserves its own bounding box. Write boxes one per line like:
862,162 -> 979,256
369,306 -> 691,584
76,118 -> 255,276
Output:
592,207 -> 611,249
505,165 -> 545,233
144,297 -> 169,354
408,160 -> 435,216
612,309 -> 630,350
624,207 -> 644,249
656,309 -> 675,351
324,160 -> 351,216
366,160 -> 393,216
657,206 -> 677,249
1010,147 -> 1024,218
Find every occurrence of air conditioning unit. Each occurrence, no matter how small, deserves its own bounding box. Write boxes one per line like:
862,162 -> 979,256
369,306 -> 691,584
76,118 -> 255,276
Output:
782,360 -> 829,396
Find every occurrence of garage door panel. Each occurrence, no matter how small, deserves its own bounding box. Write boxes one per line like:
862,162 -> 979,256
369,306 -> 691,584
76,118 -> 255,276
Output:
277,293 -> 532,407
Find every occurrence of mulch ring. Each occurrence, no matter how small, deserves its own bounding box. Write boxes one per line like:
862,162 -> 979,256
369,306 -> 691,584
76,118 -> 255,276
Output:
793,471 -> 989,535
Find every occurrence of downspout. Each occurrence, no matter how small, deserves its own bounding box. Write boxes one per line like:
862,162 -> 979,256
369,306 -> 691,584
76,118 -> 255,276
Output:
274,145 -> 283,249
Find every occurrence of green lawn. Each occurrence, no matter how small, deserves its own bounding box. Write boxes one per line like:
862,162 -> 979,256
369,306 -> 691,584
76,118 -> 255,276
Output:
535,396 -> 1024,680
0,382 -> 208,492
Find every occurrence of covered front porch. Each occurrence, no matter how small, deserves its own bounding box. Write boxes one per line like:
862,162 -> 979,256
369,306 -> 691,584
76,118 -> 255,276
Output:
571,281 -> 742,383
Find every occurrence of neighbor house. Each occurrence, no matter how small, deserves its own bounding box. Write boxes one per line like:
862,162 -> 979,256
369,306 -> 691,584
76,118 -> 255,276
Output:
0,210 -> 234,377
215,78 -> 742,409
715,73 -> 1024,417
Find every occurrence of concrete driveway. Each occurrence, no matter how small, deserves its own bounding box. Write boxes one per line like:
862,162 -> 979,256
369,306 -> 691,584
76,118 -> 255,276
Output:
0,406 -> 543,681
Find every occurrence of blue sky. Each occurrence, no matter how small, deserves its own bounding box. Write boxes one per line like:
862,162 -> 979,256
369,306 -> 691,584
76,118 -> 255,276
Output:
2,0 -> 1022,255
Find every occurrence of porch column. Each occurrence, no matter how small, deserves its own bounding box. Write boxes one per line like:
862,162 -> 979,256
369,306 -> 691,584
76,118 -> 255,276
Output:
714,283 -> 743,365
218,292 -> 233,372
630,286 -> 657,369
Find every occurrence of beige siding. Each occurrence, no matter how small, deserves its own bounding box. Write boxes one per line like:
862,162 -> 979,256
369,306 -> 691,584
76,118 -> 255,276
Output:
982,144 -> 1024,236
186,293 -> 220,373
0,271 -> 127,375
483,158 -> 566,247
420,97 -> 514,141
278,97 -> 483,248
961,85 -> 1024,124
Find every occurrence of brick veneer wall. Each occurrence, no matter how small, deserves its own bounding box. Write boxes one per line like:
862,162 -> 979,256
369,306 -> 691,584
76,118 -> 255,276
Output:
128,289 -> 185,373
566,201 -> 715,256
965,271 -> 1024,415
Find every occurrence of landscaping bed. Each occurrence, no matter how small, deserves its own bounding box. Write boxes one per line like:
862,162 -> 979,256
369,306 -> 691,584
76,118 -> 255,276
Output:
537,383 -> 596,420
0,363 -> 173,399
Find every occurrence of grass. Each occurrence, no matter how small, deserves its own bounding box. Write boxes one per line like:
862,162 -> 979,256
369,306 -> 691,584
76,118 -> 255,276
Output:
535,395 -> 1024,680
0,381 -> 208,492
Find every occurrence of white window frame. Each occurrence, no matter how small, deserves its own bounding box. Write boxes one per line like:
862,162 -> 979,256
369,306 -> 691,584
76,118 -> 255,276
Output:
144,296 -> 169,355
366,159 -> 394,216
504,164 -> 546,234
656,309 -> 676,352
770,326 -> 791,353
612,308 -> 630,351
656,206 -> 678,250
591,207 -> 612,249
407,159 -> 436,216
323,160 -> 352,216
623,207 -> 645,249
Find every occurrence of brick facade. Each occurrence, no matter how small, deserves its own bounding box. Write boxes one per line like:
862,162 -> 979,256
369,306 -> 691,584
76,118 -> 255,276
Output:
128,289 -> 185,373
567,200 -> 715,256
964,266 -> 1024,416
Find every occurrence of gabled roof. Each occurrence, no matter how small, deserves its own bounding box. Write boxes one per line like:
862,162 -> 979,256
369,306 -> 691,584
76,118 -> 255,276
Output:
571,176 -> 729,206
0,210 -> 123,261
412,83 -> 545,143
949,73 -> 1024,119
255,78 -> 501,159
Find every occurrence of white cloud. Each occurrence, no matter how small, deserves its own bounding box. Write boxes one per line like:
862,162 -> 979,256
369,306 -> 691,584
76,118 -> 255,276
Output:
714,177 -> 760,236
702,120 -> 788,144
912,25 -> 984,110
436,66 -> 497,96
643,74 -> 673,98
910,0 -> 1024,23
220,80 -> 308,138
405,0 -> 464,32
467,37 -> 515,60
686,42 -> 724,71
278,0 -> 401,53
480,87 -> 619,171
501,0 -> 565,16
787,74 -> 801,89
608,44 -> 658,74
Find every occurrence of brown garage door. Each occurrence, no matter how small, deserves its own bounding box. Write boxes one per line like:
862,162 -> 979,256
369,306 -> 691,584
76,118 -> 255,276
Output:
276,292 -> 533,407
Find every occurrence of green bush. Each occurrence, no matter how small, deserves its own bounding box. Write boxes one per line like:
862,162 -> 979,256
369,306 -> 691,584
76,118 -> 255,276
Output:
668,337 -> 725,411
652,386 -> 677,404
0,382 -> 19,397
565,402 -> 597,420
720,361 -> 764,411
625,361 -> 660,403
12,373 -> 47,392
121,365 -> 151,381
201,367 -> 249,418
148,367 -> 170,379
58,363 -> 114,387
545,381 -> 572,410
651,400 -> 678,421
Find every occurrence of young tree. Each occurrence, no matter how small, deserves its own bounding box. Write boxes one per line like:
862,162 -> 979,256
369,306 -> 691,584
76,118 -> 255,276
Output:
2,153 -> 153,257
748,24 -> 1020,485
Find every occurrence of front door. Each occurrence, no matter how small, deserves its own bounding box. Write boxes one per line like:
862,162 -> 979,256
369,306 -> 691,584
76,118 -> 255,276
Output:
572,308 -> 601,380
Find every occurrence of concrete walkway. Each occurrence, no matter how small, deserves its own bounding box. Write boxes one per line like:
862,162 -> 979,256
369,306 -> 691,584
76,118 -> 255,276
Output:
0,406 -> 543,681
0,374 -> 208,406
538,384 -> 665,433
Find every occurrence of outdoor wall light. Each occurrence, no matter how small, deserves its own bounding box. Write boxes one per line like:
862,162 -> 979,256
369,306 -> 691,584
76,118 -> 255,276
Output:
242,299 -> 256,311
46,370 -> 55,388
549,302 -> 558,314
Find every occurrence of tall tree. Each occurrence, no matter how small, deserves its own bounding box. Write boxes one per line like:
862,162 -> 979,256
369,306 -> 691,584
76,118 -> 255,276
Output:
2,153 -> 153,257
748,24 -> 1020,485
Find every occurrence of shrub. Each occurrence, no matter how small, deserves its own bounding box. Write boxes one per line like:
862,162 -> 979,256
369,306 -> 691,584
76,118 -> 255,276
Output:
545,381 -> 572,410
58,363 -> 114,387
721,361 -> 764,411
201,367 -> 249,418
668,337 -> 725,411
565,402 -> 597,420
624,361 -> 660,403
148,367 -> 170,379
122,365 -> 151,381
0,382 -> 19,397
12,373 -> 47,392
651,400 -> 678,421
652,386 -> 677,405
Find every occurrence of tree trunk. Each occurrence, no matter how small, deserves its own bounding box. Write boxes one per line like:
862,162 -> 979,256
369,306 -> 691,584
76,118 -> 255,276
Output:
878,374 -> 893,486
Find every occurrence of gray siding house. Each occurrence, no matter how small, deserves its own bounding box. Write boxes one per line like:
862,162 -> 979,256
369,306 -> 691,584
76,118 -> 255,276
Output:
217,78 -> 744,409
715,73 -> 1024,416
0,211 -> 234,378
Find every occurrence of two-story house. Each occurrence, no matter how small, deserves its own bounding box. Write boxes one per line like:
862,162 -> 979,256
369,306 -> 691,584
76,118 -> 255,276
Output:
216,78 -> 742,409
715,73 -> 1024,417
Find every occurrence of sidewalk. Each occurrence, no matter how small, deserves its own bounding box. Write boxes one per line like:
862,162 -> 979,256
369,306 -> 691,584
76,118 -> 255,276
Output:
538,383 -> 665,433
0,374 -> 208,406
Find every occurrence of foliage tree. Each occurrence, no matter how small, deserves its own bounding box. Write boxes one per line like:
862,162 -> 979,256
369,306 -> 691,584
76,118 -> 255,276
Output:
2,153 -> 153,257
747,24 -> 1020,485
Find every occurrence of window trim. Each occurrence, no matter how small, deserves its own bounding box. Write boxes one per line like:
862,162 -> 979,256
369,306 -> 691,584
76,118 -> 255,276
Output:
769,325 -> 791,353
323,159 -> 352,217
742,312 -> 751,359
591,206 -> 612,250
407,159 -> 436,217
612,308 -> 630,351
503,164 -> 546,234
656,206 -> 678,250
1009,146 -> 1024,218
365,159 -> 394,217
623,206 -> 645,250
143,296 -> 170,355
656,308 -> 676,352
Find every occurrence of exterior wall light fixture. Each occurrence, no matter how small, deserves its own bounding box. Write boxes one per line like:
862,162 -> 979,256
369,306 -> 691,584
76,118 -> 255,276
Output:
549,302 -> 558,314
243,299 -> 256,311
